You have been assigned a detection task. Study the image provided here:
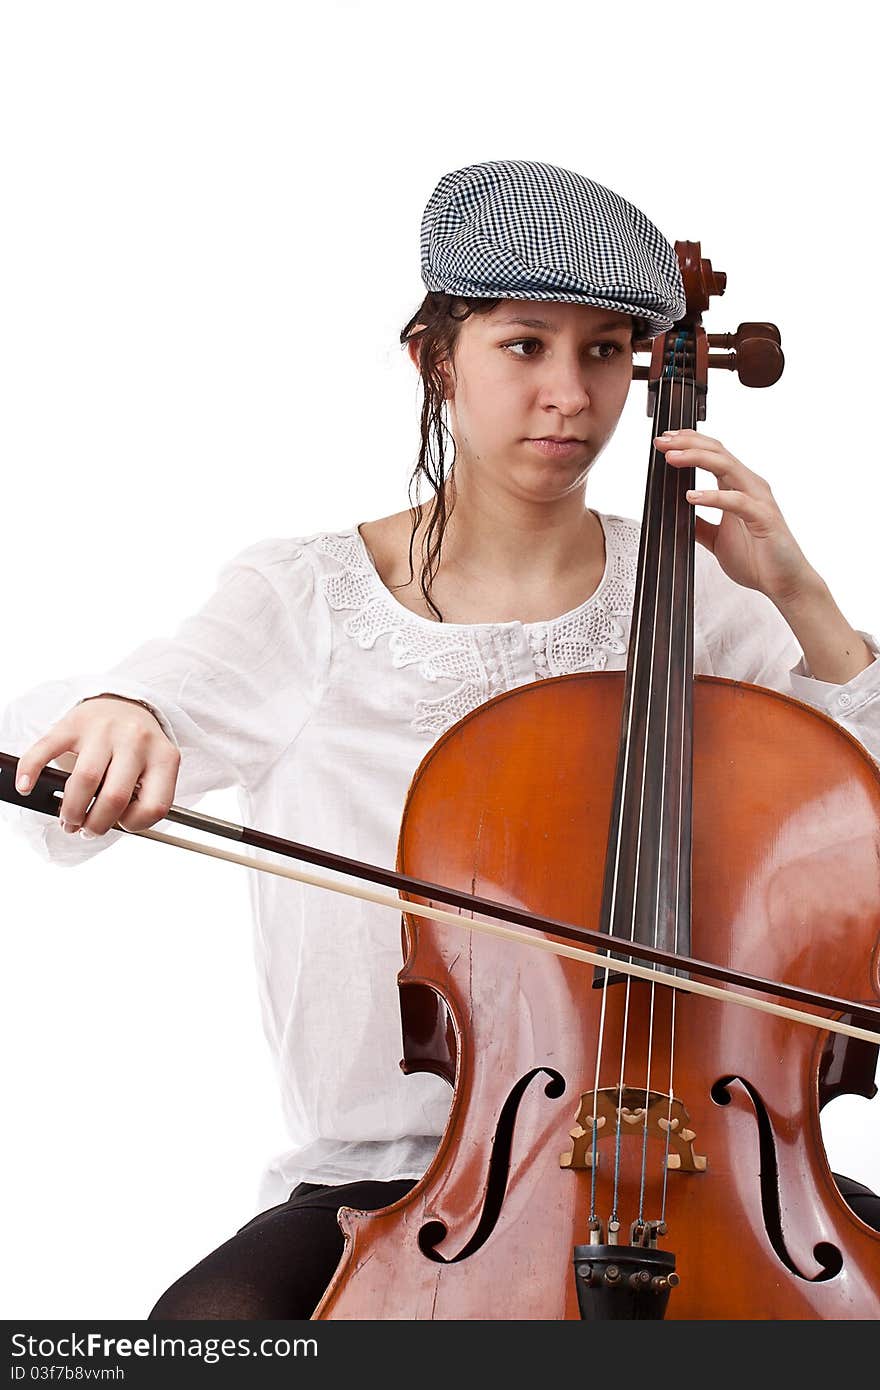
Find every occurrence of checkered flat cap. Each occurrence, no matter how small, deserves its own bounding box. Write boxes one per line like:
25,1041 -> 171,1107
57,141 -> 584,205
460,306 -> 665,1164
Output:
420,159 -> 685,337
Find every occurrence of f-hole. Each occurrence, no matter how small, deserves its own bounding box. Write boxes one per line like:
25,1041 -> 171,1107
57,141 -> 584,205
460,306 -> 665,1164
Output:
711,1075 -> 843,1281
418,1067 -> 565,1264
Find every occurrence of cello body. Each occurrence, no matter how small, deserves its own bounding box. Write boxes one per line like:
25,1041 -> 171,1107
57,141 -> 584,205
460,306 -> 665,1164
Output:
315,672 -> 880,1319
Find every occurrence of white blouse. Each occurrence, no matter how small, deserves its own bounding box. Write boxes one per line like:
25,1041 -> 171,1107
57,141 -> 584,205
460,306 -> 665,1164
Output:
3,511 -> 880,1209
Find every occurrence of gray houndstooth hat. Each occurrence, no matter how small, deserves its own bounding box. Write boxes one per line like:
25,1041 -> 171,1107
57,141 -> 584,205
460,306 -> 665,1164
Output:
420,159 -> 685,337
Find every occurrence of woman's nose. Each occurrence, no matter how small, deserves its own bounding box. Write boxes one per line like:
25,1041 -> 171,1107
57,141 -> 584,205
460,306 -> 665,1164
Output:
540,363 -> 591,412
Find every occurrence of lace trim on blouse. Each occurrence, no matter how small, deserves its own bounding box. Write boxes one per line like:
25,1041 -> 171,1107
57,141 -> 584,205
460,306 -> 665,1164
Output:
316,517 -> 638,735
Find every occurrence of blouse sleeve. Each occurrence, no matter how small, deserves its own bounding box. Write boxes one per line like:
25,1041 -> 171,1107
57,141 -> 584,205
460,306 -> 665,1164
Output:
0,537 -> 331,865
693,545 -> 880,765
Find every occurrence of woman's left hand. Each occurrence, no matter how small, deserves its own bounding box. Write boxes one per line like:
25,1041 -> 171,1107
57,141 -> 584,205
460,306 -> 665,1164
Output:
654,428 -> 818,605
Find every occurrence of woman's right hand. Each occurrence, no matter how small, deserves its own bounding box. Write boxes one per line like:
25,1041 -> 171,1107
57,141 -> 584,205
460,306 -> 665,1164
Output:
14,695 -> 181,838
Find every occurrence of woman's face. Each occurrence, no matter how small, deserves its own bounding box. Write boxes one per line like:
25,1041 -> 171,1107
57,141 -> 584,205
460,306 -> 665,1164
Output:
427,299 -> 634,505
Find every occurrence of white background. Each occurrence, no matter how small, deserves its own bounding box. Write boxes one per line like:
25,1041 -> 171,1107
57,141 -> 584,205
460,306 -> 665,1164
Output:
1,1 -> 877,1319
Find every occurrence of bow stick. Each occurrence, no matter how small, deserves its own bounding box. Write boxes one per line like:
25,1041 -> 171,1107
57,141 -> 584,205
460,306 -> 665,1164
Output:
2,751 -> 879,1046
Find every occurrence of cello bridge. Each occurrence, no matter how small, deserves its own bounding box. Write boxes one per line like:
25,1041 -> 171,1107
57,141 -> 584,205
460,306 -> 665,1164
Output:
559,1087 -> 707,1173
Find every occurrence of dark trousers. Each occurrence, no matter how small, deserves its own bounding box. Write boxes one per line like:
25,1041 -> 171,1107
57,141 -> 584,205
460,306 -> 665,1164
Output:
148,1178 -> 416,1320
148,1172 -> 880,1320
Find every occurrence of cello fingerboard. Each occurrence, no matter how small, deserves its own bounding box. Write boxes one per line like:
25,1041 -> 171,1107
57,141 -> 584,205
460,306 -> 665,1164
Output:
597,337 -> 696,979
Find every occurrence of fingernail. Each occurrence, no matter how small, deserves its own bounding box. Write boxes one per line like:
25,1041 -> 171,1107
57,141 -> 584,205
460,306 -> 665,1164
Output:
16,774 -> 30,793
79,828 -> 96,840
60,820 -> 80,833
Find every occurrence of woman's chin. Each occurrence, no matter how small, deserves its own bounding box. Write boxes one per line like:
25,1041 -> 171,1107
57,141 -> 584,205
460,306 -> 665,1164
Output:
507,474 -> 589,505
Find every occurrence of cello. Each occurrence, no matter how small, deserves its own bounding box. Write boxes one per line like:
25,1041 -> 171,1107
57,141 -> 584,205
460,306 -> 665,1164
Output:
2,245 -> 879,1318
310,243 -> 880,1319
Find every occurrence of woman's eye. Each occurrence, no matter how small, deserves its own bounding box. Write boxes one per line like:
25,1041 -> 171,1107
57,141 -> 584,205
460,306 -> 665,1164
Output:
504,338 -> 542,358
502,339 -> 625,360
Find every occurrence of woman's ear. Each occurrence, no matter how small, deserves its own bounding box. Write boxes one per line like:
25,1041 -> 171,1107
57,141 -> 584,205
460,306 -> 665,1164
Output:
408,328 -> 454,400
406,329 -> 426,372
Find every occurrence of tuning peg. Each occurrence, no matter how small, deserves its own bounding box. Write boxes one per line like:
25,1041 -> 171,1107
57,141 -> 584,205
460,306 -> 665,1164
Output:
708,322 -> 781,349
632,321 -> 784,387
709,326 -> 784,387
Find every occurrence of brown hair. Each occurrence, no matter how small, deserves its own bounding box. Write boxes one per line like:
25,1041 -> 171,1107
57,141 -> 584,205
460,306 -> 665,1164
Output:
398,292 -> 501,621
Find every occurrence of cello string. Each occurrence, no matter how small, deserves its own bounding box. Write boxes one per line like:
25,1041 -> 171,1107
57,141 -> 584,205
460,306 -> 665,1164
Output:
639,332 -> 687,1226
610,340 -> 679,1230
587,339 -> 669,1227
628,350 -> 675,1228
659,343 -> 692,1222
660,360 -> 696,1225
588,923 -> 612,1224
610,927 -> 635,1228
637,332 -> 690,1225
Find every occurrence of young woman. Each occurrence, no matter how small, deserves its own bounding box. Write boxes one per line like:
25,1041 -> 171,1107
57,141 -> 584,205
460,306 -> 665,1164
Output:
3,160 -> 880,1318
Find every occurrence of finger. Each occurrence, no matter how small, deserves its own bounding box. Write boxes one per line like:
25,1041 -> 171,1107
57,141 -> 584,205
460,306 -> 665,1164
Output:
74,749 -> 149,837
110,754 -> 178,836
657,439 -> 771,495
55,742 -> 114,831
686,488 -> 774,531
659,444 -> 741,475
694,515 -> 719,553
670,451 -> 770,496
657,428 -> 723,451
16,726 -> 80,796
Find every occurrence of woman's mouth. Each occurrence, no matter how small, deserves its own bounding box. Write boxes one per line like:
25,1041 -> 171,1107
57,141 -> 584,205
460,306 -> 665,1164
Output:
527,438 -> 586,458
